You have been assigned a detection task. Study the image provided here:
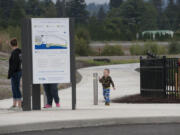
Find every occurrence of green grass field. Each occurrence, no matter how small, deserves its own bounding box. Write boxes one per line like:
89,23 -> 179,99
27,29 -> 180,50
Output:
81,59 -> 140,66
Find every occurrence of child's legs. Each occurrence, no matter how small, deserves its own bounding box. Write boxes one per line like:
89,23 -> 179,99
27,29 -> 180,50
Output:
103,89 -> 106,99
104,89 -> 110,103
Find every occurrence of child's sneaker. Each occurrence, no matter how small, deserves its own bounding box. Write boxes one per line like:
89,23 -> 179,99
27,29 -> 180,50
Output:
105,102 -> 110,106
44,104 -> 52,108
56,103 -> 60,107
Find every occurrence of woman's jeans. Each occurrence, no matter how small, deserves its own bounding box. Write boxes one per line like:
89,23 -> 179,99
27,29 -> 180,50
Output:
43,84 -> 60,105
11,71 -> 22,101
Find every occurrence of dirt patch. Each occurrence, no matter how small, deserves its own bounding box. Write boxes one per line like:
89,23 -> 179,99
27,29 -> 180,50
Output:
112,94 -> 180,104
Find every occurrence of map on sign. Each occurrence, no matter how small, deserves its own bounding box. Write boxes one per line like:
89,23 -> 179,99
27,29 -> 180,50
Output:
34,35 -> 68,49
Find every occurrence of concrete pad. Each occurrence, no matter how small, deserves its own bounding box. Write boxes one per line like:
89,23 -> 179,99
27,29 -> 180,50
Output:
1,63 -> 180,134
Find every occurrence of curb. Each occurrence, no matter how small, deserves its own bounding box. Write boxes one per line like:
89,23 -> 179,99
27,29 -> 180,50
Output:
1,117 -> 180,134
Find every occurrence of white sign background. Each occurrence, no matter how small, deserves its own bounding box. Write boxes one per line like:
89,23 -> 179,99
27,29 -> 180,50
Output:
31,18 -> 71,84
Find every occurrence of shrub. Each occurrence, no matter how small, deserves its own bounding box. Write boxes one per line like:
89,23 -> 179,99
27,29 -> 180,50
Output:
0,32 -> 11,52
130,44 -> 144,55
75,27 -> 90,43
75,27 -> 95,56
0,26 -> 21,53
158,45 -> 167,55
144,42 -> 159,54
101,45 -> 124,56
168,41 -> 180,54
143,41 -> 167,55
75,36 -> 90,56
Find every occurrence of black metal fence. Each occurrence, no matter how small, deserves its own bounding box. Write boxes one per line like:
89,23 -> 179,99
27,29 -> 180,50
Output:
140,56 -> 179,98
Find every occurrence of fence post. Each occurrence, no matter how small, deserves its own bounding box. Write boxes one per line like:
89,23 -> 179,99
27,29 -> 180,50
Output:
140,56 -> 142,96
178,59 -> 180,97
163,56 -> 167,96
93,73 -> 98,105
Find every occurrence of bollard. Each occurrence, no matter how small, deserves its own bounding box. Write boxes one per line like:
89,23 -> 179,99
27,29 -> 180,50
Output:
43,89 -> 47,107
93,73 -> 98,105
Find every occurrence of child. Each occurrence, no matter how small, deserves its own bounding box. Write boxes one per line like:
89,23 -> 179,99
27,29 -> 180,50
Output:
99,69 -> 115,106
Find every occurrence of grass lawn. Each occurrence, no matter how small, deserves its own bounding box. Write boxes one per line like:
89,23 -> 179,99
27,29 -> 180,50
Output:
80,59 -> 139,66
0,57 -> 8,61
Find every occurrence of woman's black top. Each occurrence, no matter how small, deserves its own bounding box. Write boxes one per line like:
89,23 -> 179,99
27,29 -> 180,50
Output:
8,48 -> 22,79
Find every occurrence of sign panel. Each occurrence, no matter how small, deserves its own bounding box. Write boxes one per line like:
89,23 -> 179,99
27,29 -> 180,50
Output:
31,18 -> 70,84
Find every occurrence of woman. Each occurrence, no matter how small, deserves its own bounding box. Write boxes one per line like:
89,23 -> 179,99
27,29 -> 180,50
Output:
8,38 -> 22,109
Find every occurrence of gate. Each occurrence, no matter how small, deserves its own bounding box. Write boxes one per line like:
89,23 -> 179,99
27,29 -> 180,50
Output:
140,56 -> 179,98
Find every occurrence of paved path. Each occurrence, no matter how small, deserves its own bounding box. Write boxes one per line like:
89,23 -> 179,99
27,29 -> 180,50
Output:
0,63 -> 140,109
1,63 -> 180,134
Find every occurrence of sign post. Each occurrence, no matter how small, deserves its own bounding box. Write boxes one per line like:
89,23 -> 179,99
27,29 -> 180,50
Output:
21,18 -> 33,111
22,18 -> 76,111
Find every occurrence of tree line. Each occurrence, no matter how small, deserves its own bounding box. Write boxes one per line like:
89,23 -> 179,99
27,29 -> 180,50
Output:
89,0 -> 180,41
0,0 -> 180,41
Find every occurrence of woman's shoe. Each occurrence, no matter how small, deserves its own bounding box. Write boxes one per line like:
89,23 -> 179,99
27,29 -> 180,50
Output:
44,104 -> 52,108
8,105 -> 16,110
56,103 -> 60,107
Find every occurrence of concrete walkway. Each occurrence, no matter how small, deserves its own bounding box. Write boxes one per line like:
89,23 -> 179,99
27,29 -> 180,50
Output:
1,63 -> 180,134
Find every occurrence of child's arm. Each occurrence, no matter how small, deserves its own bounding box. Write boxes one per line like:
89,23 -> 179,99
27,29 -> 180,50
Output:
110,77 -> 115,90
99,76 -> 103,83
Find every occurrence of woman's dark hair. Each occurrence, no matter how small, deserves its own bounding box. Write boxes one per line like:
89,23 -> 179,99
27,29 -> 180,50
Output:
10,38 -> 18,47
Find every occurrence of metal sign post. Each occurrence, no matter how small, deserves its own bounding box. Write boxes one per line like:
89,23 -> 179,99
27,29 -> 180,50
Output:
93,73 -> 98,105
70,19 -> 76,110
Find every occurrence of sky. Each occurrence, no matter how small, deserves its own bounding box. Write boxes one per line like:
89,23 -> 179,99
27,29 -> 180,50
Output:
85,0 -> 110,4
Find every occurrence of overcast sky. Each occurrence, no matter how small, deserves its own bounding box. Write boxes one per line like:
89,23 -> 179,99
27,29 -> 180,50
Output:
85,0 -> 110,4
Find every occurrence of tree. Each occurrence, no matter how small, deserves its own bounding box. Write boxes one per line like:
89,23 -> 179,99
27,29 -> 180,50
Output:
119,0 -> 157,34
56,0 -> 65,17
0,0 -> 14,27
106,0 -> 158,40
9,0 -> 26,26
164,0 -> 178,30
150,0 -> 163,13
110,0 -> 123,9
26,0 -> 43,16
66,0 -> 88,23
75,27 -> 91,56
88,16 -> 105,40
42,0 -> 57,17
97,6 -> 106,21
141,3 -> 158,31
